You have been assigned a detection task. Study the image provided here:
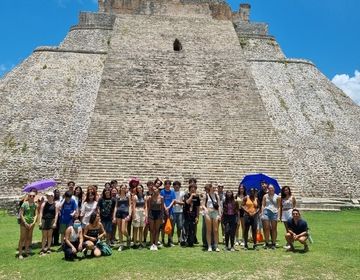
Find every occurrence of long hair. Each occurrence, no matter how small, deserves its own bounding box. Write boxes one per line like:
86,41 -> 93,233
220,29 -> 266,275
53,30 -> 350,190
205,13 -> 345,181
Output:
281,186 -> 292,199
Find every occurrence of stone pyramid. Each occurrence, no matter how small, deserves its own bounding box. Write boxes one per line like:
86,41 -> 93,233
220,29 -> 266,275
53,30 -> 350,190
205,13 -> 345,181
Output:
1,1 -> 359,205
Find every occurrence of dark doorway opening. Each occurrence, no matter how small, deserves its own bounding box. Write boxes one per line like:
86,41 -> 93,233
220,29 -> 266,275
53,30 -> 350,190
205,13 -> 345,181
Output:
173,39 -> 182,51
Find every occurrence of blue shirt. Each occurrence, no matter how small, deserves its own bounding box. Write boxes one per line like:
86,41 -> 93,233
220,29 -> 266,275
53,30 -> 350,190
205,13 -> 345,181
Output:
160,189 -> 176,215
60,198 -> 77,225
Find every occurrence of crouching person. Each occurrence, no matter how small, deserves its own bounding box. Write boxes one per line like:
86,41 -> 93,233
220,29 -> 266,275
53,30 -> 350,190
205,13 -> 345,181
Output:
63,219 -> 83,261
83,212 -> 105,257
285,209 -> 309,252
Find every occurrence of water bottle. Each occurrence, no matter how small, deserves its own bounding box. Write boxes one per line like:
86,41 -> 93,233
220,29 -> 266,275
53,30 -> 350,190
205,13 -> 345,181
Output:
308,230 -> 313,244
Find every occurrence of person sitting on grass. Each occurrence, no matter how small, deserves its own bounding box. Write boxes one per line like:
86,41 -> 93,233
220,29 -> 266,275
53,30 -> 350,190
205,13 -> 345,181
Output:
83,212 -> 106,257
18,192 -> 38,259
63,219 -> 83,261
285,209 -> 309,252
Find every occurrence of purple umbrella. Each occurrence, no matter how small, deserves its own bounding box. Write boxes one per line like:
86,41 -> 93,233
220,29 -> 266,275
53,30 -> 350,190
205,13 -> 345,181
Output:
23,179 -> 57,193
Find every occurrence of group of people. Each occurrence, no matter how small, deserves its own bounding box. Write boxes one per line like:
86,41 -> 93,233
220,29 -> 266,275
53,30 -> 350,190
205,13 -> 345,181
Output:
17,177 -> 310,260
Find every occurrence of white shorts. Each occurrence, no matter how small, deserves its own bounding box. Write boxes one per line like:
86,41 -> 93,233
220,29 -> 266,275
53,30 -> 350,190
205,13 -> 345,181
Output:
133,208 -> 145,228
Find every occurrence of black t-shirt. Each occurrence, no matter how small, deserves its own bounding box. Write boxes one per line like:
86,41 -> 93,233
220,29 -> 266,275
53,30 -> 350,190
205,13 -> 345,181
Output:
183,193 -> 200,218
98,197 -> 116,221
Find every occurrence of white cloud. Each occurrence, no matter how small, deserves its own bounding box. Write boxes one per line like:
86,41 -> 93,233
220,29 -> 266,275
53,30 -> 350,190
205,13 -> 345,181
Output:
332,70 -> 360,105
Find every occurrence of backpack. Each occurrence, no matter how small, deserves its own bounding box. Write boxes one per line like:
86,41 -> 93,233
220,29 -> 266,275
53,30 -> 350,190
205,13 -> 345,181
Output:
96,241 -> 112,256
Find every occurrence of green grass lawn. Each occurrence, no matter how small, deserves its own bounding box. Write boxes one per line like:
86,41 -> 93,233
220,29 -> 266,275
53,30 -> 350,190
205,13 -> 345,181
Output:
0,210 -> 359,280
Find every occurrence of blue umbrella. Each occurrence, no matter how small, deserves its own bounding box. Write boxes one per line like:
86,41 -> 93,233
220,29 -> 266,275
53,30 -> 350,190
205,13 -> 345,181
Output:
23,179 -> 57,193
240,173 -> 281,194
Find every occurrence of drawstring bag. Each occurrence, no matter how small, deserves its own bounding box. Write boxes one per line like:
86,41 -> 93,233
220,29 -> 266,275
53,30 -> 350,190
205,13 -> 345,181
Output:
164,218 -> 173,235
96,240 -> 112,256
256,230 -> 264,243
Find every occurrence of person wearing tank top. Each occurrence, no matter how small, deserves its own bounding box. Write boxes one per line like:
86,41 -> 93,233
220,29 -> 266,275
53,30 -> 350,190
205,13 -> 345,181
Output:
143,181 -> 154,245
132,185 -> 146,248
235,184 -> 246,246
222,190 -> 239,251
39,192 -> 59,255
83,212 -> 105,257
113,184 -> 131,251
261,185 -> 281,249
242,188 -> 259,250
280,186 -> 297,248
63,219 -> 83,261
147,184 -> 164,251
203,183 -> 222,252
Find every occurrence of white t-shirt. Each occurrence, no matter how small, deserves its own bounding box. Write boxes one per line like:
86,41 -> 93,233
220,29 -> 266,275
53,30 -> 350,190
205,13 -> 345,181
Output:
173,190 -> 185,213
81,201 -> 98,225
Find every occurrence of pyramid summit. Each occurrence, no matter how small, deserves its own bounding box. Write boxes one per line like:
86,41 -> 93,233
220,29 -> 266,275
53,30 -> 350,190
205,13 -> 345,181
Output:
0,1 -> 359,209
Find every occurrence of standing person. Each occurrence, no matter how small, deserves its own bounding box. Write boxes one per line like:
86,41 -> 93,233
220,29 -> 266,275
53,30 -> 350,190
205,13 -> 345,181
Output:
18,192 -> 37,259
242,188 -> 259,250
132,185 -> 146,248
83,212 -> 106,257
261,185 -> 280,249
143,181 -> 154,244
128,178 -> 140,243
172,181 -> 185,244
80,188 -> 98,228
74,186 -> 83,210
52,189 -> 62,246
203,183 -> 222,252
217,184 -> 225,243
201,183 -> 211,249
39,191 -> 58,255
182,182 -> 200,247
222,190 -> 239,251
280,186 -> 297,249
59,191 -> 78,249
63,219 -> 83,261
97,188 -> 116,244
258,181 -> 268,241
113,184 -> 131,251
67,181 -> 76,196
285,209 -> 309,252
235,184 -> 246,246
110,186 -> 118,243
147,184 -> 164,251
160,180 -> 176,247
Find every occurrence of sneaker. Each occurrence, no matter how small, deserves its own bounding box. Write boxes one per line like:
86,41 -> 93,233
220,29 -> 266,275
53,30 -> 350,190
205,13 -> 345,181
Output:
235,242 -> 239,246
153,245 -> 158,251
304,244 -> 309,252
240,241 -> 245,246
39,251 -> 46,256
286,246 -> 295,252
168,242 -> 175,247
283,244 -> 291,249
271,244 -> 276,250
82,248 -> 88,257
208,247 -> 212,252
244,245 -> 249,250
46,249 -> 51,254
117,245 -> 123,252
264,243 -> 270,249
253,244 -> 258,250
230,247 -> 235,252
215,247 -> 220,252
18,254 -> 24,260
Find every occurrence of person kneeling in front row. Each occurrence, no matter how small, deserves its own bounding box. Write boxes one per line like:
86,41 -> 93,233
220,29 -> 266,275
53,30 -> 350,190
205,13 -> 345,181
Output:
285,209 -> 309,252
63,219 -> 83,261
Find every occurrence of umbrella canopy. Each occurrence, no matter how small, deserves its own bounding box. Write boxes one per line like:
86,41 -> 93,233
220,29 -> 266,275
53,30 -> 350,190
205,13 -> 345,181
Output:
240,173 -> 281,194
23,179 -> 57,193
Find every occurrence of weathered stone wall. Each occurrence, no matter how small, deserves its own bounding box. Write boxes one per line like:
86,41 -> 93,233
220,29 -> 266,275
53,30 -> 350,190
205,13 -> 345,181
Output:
0,51 -> 106,195
249,60 -> 360,198
73,14 -> 296,194
238,35 -> 285,60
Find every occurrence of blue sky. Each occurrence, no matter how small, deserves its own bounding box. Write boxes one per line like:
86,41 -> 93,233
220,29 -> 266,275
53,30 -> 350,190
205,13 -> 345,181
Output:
0,0 -> 359,103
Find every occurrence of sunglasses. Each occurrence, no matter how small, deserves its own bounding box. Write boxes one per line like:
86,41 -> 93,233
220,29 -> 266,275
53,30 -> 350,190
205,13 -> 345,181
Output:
29,195 -> 35,198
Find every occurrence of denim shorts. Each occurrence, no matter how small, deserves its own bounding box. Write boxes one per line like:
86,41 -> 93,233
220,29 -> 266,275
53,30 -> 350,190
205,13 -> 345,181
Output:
206,209 -> 219,220
262,209 -> 278,221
